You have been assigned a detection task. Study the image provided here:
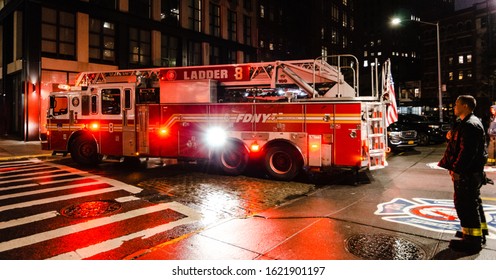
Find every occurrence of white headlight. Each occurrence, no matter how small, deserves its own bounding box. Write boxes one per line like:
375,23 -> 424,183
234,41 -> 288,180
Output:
206,127 -> 227,147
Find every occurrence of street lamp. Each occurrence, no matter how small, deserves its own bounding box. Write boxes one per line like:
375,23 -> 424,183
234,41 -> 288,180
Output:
391,17 -> 443,122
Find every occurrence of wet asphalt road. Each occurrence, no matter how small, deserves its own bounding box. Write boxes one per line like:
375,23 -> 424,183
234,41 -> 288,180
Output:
54,156 -> 349,223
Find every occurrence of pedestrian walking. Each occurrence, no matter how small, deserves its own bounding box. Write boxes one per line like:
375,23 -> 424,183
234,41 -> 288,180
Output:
438,95 -> 488,254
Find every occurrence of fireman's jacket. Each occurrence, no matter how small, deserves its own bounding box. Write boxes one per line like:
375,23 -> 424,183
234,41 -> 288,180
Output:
438,113 -> 487,174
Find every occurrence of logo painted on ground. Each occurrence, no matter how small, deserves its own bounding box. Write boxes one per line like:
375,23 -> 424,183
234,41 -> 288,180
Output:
375,198 -> 496,239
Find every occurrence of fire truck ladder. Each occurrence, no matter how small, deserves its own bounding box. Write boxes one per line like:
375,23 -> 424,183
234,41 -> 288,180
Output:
365,102 -> 388,170
75,68 -> 162,87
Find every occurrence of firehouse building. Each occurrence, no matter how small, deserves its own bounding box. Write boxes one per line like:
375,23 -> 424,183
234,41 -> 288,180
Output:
0,0 -> 257,140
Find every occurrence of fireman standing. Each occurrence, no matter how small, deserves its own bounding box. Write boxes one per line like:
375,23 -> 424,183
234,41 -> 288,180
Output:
487,105 -> 496,165
438,95 -> 488,253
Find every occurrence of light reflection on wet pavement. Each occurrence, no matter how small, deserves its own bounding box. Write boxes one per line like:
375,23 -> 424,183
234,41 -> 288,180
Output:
137,172 -> 316,222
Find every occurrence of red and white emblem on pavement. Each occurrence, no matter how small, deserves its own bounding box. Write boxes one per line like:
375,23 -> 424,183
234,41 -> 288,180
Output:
375,198 -> 496,239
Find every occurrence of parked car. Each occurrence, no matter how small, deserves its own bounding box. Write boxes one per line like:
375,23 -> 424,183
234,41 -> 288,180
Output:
397,114 -> 451,145
387,122 -> 418,151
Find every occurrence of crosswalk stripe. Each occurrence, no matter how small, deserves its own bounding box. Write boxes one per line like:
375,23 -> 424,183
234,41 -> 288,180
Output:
0,181 -> 105,201
0,202 -> 191,253
0,211 -> 59,230
0,171 -> 88,184
0,169 -> 64,180
48,202 -> 202,260
0,165 -> 56,175
0,186 -> 134,213
0,160 -> 33,166
0,176 -> 101,192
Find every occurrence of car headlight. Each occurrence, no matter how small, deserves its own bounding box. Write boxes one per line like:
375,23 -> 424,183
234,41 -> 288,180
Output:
428,124 -> 440,129
388,131 -> 401,137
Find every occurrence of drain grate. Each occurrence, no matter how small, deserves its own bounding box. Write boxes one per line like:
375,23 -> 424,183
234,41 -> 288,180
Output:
346,233 -> 426,260
60,200 -> 122,218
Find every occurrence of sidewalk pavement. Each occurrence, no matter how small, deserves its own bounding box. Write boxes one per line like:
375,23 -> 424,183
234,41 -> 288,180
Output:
0,137 -> 53,161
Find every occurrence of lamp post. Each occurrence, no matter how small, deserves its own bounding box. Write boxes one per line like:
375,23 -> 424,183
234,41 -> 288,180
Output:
391,17 -> 443,122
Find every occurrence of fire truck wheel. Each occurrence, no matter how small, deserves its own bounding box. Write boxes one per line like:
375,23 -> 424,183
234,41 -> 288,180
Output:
216,141 -> 249,176
264,145 -> 302,181
70,136 -> 101,166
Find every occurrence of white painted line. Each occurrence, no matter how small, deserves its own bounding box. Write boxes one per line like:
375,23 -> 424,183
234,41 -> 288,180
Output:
115,196 -> 141,203
0,183 -> 39,191
0,165 -> 56,175
38,175 -> 101,185
48,202 -> 202,260
41,161 -> 143,194
0,171 -> 88,184
0,211 -> 59,230
0,181 -> 105,201
0,202 -> 197,253
0,169 -> 63,180
0,161 -> 34,167
0,186 -> 129,213
0,176 -> 101,192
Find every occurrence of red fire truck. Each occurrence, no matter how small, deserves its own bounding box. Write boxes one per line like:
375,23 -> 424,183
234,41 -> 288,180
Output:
42,56 -> 388,181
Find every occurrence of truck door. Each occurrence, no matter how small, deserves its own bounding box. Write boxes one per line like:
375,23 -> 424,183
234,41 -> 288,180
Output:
48,93 -> 79,151
122,88 -> 136,156
99,87 -> 124,156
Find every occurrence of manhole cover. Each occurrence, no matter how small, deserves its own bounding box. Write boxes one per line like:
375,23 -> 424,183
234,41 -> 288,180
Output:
346,233 -> 426,260
60,200 -> 121,218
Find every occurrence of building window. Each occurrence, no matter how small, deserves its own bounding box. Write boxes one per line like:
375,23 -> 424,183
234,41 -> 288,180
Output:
209,45 -> 220,65
260,4 -> 264,18
467,54 -> 472,63
187,40 -> 202,66
467,70 -> 473,78
343,0 -> 348,5
449,57 -> 454,65
41,7 -> 75,58
129,0 -> 151,18
189,0 -> 202,32
458,71 -> 464,80
244,15 -> 252,45
342,12 -> 347,27
331,4 -> 339,22
228,50 -> 237,63
89,19 -> 115,63
244,0 -> 252,11
228,10 -> 237,41
89,0 -> 117,10
161,0 -> 180,26
161,34 -> 179,66
209,3 -> 221,37
458,55 -> 464,64
449,72 -> 454,81
129,28 -> 151,66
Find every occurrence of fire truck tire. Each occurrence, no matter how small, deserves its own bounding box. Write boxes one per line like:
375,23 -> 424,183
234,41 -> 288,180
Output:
215,141 -> 249,176
70,136 -> 101,166
264,144 -> 302,181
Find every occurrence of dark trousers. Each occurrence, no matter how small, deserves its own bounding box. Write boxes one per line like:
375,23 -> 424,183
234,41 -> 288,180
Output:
453,172 -> 486,234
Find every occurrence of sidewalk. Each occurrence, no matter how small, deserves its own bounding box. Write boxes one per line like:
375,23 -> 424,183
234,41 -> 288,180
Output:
0,137 -> 53,161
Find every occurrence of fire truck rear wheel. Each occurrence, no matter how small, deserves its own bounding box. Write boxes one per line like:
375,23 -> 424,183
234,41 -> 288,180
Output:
70,136 -> 101,166
264,145 -> 302,181
216,141 -> 249,176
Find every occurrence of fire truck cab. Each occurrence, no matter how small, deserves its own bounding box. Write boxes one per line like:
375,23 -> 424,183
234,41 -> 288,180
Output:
42,56 -> 388,181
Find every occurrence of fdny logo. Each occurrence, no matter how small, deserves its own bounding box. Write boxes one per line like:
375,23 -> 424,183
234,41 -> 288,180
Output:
375,198 -> 496,239
235,113 -> 275,123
